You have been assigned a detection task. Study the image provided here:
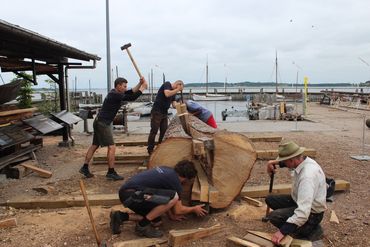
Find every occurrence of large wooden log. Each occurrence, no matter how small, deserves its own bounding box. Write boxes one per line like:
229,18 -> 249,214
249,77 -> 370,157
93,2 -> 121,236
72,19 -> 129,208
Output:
148,115 -> 257,209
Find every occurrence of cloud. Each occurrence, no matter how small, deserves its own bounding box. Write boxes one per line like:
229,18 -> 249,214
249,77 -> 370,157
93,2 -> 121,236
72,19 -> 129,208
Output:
1,0 -> 370,88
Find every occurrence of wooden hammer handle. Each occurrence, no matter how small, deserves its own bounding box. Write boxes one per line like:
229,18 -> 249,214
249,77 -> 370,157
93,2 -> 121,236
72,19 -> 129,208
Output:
80,180 -> 102,246
125,48 -> 143,78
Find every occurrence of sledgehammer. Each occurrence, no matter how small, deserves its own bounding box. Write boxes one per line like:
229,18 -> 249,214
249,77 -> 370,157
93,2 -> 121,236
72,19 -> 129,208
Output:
120,43 -> 143,78
80,180 -> 108,247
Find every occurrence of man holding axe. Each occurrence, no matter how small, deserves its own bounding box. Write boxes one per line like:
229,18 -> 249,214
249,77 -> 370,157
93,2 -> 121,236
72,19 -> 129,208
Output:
264,141 -> 327,245
147,80 -> 184,154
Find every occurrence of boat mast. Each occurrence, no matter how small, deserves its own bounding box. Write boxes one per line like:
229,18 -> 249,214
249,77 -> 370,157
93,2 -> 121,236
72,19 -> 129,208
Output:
206,56 -> 209,95
275,50 -> 278,94
224,63 -> 227,93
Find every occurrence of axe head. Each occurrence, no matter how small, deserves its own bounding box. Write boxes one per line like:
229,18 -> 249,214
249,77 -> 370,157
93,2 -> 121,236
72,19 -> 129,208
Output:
121,43 -> 132,50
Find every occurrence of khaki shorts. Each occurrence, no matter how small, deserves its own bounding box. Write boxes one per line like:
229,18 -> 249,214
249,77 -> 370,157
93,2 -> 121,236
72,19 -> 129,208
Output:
92,118 -> 114,147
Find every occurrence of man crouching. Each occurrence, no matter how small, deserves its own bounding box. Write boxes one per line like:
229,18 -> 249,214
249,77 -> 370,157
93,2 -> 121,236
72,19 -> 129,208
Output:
110,160 -> 207,237
265,141 -> 327,244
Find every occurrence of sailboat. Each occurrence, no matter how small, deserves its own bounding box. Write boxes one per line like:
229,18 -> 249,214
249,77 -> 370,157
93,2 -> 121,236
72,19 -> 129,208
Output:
192,60 -> 231,101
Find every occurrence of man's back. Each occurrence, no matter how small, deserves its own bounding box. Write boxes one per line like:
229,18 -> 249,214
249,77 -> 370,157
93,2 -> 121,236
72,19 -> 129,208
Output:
152,82 -> 174,114
121,166 -> 182,194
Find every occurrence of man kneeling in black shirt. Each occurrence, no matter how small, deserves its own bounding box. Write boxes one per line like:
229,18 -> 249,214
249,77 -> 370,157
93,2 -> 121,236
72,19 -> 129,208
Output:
110,160 -> 208,237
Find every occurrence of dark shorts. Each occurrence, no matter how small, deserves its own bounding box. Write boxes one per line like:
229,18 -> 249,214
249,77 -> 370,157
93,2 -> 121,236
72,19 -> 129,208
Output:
92,118 -> 114,147
119,187 -> 177,216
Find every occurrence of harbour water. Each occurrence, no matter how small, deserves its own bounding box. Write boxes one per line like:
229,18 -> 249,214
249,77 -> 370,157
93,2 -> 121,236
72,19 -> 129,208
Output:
67,86 -> 368,122
83,86 -> 369,102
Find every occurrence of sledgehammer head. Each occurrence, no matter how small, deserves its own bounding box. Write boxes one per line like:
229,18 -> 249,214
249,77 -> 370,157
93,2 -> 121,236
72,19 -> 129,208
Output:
121,43 -> 132,50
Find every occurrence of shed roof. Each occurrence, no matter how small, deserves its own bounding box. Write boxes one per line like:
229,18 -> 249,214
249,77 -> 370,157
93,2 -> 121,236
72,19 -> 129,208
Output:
0,19 -> 101,75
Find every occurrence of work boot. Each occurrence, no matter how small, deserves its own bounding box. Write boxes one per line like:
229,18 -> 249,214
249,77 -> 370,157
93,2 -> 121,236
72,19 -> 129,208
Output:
106,171 -> 124,180
308,225 -> 324,241
79,165 -> 94,178
135,223 -> 163,238
110,211 -> 123,234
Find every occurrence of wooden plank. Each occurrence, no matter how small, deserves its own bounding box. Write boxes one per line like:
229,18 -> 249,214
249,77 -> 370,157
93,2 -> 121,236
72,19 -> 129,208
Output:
0,218 -> 17,229
0,144 -> 42,170
113,238 -> 167,247
208,186 -> 219,204
194,162 -> 209,202
92,160 -> 145,165
192,139 -> 205,156
242,196 -> 263,207
0,107 -> 37,117
246,231 -> 292,247
241,179 -> 350,198
226,236 -> 261,247
115,135 -> 282,147
256,148 -> 316,160
191,176 -> 200,201
280,235 -> 294,247
2,180 -> 349,209
115,140 -> 150,146
290,239 -> 312,247
93,154 -> 149,161
20,163 -> 52,178
0,194 -> 120,209
246,135 -> 282,142
243,233 -> 274,247
168,224 -> 222,247
247,230 -> 272,241
178,112 -> 190,134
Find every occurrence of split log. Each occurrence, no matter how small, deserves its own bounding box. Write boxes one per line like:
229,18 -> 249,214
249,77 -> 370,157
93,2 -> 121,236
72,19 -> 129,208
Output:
148,115 -> 257,209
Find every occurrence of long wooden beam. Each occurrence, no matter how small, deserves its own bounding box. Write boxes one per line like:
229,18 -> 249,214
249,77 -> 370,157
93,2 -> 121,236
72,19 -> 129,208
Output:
92,148 -> 315,163
0,194 -> 120,209
115,135 -> 282,147
93,154 -> 149,161
92,160 -> 145,165
256,148 -> 316,160
1,180 -> 349,209
241,179 -> 349,198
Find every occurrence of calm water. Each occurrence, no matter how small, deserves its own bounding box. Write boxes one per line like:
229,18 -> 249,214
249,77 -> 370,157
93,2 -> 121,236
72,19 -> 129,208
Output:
63,86 -> 369,123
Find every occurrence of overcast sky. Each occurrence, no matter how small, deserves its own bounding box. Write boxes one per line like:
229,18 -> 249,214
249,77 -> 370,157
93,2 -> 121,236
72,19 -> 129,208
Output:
2,0 -> 370,89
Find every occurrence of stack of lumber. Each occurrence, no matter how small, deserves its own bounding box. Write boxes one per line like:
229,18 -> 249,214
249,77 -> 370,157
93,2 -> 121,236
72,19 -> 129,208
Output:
0,107 -> 37,125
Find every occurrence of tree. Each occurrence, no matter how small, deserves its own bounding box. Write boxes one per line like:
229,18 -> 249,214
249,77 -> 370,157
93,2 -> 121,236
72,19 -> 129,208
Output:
13,73 -> 34,109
